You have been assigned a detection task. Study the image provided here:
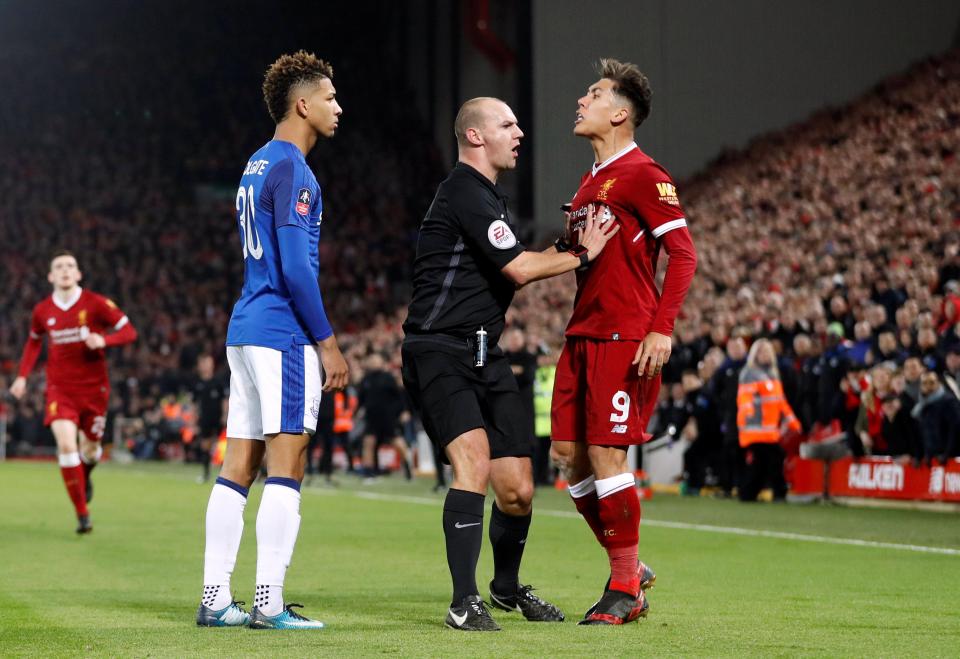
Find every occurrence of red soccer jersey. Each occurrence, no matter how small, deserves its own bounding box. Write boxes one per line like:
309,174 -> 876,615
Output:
21,288 -> 130,388
566,144 -> 688,340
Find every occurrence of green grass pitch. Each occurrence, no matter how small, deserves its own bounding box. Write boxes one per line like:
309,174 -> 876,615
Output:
1,460 -> 958,657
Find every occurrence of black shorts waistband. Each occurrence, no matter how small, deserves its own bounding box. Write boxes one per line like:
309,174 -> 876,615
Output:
403,333 -> 503,357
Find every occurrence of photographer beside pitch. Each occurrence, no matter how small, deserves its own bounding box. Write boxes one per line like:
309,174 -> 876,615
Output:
401,97 -> 619,631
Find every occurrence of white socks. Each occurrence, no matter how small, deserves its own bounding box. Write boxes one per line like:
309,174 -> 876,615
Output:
595,472 -> 636,499
58,452 -> 82,468
571,473 -> 636,500
568,475 -> 597,499
201,476 -> 303,616
254,478 -> 303,616
202,478 -> 248,611
254,584 -> 283,616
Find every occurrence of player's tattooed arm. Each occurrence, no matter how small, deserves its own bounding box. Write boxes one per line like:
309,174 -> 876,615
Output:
550,445 -> 575,482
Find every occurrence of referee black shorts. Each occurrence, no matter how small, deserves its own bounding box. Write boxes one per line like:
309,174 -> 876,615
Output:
401,336 -> 532,462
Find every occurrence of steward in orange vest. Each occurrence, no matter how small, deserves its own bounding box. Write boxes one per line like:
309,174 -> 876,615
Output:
735,339 -> 800,501
333,389 -> 358,434
736,369 -> 801,447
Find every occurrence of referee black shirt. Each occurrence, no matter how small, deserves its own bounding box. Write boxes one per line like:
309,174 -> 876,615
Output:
404,162 -> 526,345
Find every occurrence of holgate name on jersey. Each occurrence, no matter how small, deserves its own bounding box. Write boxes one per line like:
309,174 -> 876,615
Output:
243,159 -> 270,176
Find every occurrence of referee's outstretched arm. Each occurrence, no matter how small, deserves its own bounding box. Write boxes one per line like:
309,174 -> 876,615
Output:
501,203 -> 618,287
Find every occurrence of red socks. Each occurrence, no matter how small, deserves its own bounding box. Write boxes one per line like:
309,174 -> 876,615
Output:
59,453 -> 88,518
597,488 -> 641,594
571,473 -> 641,597
570,487 -> 605,543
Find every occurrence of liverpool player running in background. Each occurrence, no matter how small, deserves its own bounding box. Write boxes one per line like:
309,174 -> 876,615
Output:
550,59 -> 697,625
195,51 -> 349,630
9,251 -> 137,534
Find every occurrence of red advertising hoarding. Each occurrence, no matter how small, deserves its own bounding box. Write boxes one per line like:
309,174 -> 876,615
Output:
788,456 -> 960,503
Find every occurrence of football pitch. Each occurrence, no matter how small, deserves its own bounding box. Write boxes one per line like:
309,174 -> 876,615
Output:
1,461 -> 958,657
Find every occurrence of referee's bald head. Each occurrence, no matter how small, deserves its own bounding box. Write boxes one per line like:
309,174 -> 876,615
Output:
454,97 -> 502,147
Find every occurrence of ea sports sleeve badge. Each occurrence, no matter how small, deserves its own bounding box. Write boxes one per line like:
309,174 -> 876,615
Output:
487,220 -> 517,250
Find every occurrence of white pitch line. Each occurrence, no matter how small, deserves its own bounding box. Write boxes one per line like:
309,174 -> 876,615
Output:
638,519 -> 960,556
314,489 -> 960,557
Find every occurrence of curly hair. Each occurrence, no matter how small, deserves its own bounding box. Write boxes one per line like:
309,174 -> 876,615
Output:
597,58 -> 652,127
262,51 -> 334,124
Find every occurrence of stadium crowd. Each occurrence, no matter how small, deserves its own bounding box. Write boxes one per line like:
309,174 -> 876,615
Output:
2,20 -> 958,493
0,6 -> 443,455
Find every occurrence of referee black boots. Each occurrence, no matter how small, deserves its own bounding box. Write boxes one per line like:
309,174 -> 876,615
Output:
488,582 -> 565,622
445,595 -> 501,631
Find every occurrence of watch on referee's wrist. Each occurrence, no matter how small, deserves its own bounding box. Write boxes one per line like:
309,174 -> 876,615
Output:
568,244 -> 589,269
554,236 -> 570,252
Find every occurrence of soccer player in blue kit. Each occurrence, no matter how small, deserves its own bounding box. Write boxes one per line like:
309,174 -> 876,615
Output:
196,51 -> 349,630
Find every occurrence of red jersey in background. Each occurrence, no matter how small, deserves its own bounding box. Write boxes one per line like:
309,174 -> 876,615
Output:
19,287 -> 133,388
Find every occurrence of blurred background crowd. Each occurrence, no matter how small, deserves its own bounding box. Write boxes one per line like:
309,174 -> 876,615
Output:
1,4 -> 958,496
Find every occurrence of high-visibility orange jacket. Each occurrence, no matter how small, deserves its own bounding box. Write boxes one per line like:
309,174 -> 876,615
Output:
736,367 -> 801,447
212,429 -> 227,466
333,390 -> 358,433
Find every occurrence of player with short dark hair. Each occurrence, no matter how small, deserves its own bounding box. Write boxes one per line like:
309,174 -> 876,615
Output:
403,96 -> 619,631
9,250 -> 137,534
551,58 -> 698,625
195,50 -> 349,630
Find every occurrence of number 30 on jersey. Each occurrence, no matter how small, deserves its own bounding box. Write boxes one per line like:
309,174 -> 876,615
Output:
236,185 -> 263,260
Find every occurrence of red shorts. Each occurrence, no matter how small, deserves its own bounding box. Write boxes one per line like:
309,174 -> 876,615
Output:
44,383 -> 110,441
551,337 -> 660,446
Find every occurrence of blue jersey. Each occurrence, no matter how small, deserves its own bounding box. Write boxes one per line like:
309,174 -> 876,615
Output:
227,140 -> 324,350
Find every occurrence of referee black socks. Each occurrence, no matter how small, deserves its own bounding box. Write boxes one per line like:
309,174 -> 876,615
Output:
489,503 -> 531,595
442,488 -> 485,606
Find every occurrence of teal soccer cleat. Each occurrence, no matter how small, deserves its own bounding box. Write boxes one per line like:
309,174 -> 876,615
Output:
248,603 -> 325,630
195,601 -> 251,627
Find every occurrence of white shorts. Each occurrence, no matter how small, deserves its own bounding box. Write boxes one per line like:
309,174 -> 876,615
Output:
225,344 -> 322,438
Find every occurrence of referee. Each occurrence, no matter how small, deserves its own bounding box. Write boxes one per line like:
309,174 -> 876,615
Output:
402,97 -> 618,631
